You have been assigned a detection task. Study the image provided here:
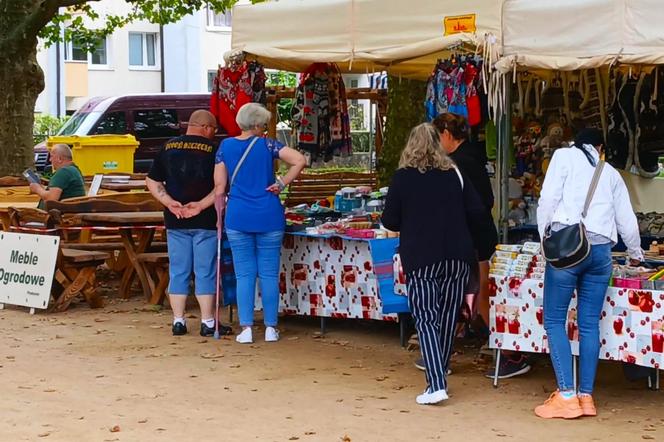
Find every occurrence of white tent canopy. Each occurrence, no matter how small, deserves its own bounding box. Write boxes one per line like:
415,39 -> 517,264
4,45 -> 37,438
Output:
497,0 -> 664,72
231,0 -> 501,79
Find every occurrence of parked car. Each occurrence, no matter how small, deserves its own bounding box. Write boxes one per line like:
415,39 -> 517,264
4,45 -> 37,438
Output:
34,93 -> 223,173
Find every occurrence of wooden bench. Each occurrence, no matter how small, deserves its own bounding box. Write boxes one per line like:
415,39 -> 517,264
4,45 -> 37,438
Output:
284,171 -> 378,207
46,196 -> 166,271
7,208 -> 109,312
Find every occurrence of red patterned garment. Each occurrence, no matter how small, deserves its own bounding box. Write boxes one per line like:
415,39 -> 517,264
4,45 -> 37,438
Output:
210,61 -> 265,136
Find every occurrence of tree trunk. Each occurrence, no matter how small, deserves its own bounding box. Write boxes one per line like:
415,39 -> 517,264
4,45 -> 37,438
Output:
0,2 -> 48,177
378,76 -> 427,186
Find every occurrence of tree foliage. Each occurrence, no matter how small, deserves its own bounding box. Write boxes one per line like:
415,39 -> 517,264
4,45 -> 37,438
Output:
378,75 -> 427,186
265,71 -> 297,127
33,114 -> 70,144
37,1 -> 255,52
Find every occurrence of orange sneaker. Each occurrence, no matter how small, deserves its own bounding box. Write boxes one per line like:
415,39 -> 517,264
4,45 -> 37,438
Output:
578,395 -> 597,416
534,391 -> 583,419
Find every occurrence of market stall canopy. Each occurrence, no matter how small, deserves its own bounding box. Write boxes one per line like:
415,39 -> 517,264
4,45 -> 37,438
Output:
231,0 -> 502,79
497,0 -> 664,72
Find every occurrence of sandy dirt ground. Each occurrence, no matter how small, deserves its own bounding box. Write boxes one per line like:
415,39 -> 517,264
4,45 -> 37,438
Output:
1,279 -> 663,442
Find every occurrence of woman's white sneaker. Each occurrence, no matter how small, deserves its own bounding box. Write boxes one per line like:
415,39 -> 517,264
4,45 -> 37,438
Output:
265,327 -> 279,342
416,388 -> 449,405
236,327 -> 253,344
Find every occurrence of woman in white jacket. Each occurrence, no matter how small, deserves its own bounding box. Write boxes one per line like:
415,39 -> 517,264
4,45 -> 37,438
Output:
534,128 -> 643,419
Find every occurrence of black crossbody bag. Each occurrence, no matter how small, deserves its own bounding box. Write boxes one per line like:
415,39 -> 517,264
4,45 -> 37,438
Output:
541,160 -> 605,269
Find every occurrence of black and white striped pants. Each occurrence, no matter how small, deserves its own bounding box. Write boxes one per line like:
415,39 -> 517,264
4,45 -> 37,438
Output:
407,259 -> 470,392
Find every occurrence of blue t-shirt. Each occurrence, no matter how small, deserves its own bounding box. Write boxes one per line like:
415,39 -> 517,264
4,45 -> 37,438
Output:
216,136 -> 285,232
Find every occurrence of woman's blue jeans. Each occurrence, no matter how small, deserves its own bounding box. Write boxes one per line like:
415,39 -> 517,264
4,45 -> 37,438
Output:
226,229 -> 284,327
543,243 -> 612,394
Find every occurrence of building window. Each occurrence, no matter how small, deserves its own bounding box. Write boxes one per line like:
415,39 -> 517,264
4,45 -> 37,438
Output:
90,38 -> 107,65
65,38 -> 89,62
129,32 -> 159,68
207,5 -> 232,28
65,37 -> 108,66
207,70 -> 217,92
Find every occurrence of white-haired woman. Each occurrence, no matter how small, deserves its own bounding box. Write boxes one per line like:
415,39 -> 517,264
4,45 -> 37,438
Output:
214,103 -> 306,344
381,123 -> 492,405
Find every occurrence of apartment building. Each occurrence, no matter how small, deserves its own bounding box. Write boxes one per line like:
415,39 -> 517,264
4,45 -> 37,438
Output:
35,1 -> 236,116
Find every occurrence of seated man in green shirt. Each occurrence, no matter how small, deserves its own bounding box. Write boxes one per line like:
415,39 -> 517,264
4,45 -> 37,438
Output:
30,144 -> 86,208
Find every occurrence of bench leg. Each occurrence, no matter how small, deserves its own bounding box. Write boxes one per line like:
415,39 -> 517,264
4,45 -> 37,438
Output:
142,263 -> 158,302
149,266 -> 170,305
51,267 -> 97,312
81,271 -> 103,309
107,250 -> 129,273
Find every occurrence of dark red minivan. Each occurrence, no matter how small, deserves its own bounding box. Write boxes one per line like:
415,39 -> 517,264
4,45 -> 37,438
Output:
34,93 -> 223,173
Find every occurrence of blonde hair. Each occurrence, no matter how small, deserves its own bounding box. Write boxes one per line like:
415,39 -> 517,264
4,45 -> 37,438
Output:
398,123 -> 454,172
236,102 -> 272,131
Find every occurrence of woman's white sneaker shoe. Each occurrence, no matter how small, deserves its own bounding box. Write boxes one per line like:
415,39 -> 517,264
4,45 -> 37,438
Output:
265,327 -> 279,342
236,327 -> 253,344
416,388 -> 449,405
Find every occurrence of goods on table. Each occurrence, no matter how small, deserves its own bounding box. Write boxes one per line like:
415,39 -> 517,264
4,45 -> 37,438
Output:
490,242 -> 544,280
490,241 -> 664,289
286,184 -> 392,240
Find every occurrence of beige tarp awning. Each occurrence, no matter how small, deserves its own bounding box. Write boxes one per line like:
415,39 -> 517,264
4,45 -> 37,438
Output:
231,0 -> 502,79
496,0 -> 664,73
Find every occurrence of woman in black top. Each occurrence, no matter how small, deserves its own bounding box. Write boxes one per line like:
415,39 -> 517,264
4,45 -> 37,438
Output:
433,114 -> 530,380
382,123 -> 490,405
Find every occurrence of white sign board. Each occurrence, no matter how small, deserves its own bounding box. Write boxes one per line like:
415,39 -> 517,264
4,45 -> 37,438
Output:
88,174 -> 103,196
0,232 -> 60,310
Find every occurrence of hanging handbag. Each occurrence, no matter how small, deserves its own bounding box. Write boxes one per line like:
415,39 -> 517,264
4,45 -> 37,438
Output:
541,160 -> 605,269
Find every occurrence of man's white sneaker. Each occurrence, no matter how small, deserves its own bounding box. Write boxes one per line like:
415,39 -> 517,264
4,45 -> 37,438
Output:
265,326 -> 279,342
236,327 -> 253,344
416,388 -> 449,405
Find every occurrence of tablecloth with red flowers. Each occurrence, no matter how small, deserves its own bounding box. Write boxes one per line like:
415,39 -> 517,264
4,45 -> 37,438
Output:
488,276 -> 664,369
254,233 -> 407,321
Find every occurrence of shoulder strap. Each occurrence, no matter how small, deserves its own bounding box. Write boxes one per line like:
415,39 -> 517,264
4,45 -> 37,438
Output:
230,137 -> 260,189
453,166 -> 464,189
582,160 -> 605,218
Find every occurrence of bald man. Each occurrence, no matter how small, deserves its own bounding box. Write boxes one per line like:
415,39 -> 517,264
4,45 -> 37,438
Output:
30,144 -> 85,208
146,110 -> 231,337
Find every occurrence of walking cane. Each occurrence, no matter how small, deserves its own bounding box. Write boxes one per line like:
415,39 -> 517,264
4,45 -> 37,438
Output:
214,195 -> 224,340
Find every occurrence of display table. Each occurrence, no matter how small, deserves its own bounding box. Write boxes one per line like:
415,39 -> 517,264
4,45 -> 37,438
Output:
263,232 -> 407,317
488,276 -> 663,374
246,232 -> 409,341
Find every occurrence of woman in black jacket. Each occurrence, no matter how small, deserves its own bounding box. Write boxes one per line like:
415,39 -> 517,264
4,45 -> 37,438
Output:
382,123 -> 491,405
432,114 -> 530,380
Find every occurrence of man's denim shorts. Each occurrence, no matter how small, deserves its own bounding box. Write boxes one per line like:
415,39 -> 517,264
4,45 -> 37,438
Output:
166,229 -> 217,295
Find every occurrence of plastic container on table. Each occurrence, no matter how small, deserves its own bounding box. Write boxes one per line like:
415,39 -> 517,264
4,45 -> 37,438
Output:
47,135 -> 139,176
612,277 -> 642,289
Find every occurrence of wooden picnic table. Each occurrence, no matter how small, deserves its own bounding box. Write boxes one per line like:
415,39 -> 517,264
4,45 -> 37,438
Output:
79,211 -> 164,299
100,180 -> 147,192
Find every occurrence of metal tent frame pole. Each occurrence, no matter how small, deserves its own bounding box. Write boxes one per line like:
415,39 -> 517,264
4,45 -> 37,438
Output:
498,78 -> 512,243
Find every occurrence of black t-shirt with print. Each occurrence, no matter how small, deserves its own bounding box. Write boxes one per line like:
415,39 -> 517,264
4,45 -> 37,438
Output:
148,135 -> 217,230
